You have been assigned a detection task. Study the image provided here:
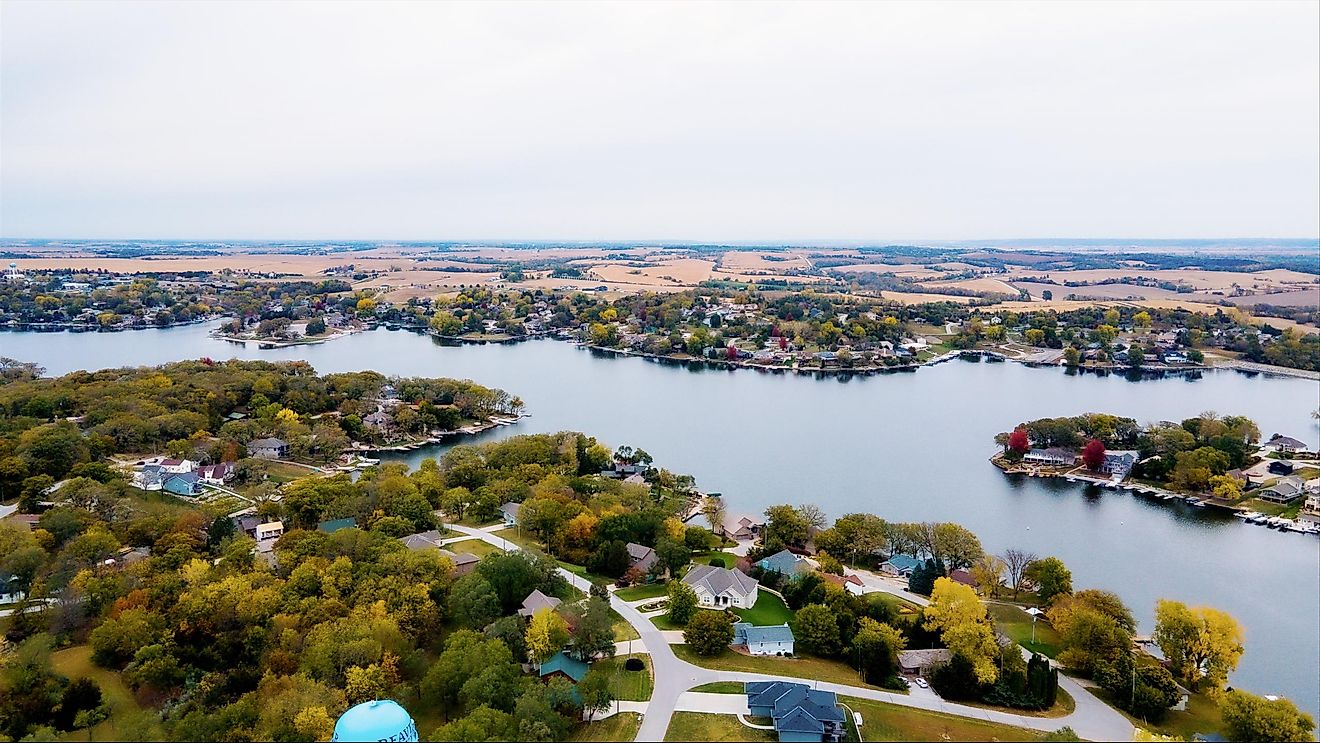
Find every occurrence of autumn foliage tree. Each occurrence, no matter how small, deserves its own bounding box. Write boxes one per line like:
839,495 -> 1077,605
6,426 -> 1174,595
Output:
1007,428 -> 1030,455
1081,439 -> 1106,471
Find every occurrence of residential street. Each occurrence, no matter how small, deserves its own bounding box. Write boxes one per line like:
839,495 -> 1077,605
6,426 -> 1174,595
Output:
442,522 -> 1136,742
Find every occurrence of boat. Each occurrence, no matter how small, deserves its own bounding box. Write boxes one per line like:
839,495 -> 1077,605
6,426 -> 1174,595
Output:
1185,497 -> 1203,507
1286,521 -> 1318,534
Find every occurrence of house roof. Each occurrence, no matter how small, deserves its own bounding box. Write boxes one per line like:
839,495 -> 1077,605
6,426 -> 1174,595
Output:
682,564 -> 758,598
949,568 -> 976,586
744,681 -> 842,731
882,554 -> 922,572
898,648 -> 952,669
165,472 -> 199,485
518,589 -> 562,617
1266,435 -> 1307,449
756,549 -> 810,577
538,652 -> 587,682
500,502 -> 521,518
248,437 -> 288,448
439,549 -> 480,566
733,622 -> 794,645
821,573 -> 863,589
399,532 -> 442,550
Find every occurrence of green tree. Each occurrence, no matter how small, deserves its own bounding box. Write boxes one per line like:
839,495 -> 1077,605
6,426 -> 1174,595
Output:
1024,556 -> 1073,604
683,610 -> 734,656
566,598 -> 616,662
667,580 -> 699,626
793,603 -> 842,656
1221,690 -> 1316,742
850,617 -> 906,684
577,669 -> 615,721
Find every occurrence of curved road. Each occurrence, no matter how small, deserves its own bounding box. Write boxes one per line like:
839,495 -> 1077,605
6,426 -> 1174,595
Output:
443,523 -> 1135,742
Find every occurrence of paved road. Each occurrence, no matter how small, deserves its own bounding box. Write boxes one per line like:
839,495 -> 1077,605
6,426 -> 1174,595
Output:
442,522 -> 1135,742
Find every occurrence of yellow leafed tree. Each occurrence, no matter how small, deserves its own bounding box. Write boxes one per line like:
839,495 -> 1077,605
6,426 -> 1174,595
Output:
923,577 -> 1000,684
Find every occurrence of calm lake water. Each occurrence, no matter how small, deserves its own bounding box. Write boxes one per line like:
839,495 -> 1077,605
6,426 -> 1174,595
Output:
5,322 -> 1319,715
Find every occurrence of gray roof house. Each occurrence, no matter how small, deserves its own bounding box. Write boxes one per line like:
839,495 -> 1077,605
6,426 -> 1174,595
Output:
682,564 -> 759,609
399,530 -> 445,551
500,502 -> 522,527
626,543 -> 658,574
247,437 -> 289,459
733,622 -> 794,656
898,648 -> 953,675
438,548 -> 480,576
1259,476 -> 1305,504
745,681 -> 844,742
517,588 -> 562,618
1265,434 -> 1307,453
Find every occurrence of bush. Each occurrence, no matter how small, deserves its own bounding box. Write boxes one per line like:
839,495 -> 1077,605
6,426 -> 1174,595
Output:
624,658 -> 645,672
707,556 -> 727,569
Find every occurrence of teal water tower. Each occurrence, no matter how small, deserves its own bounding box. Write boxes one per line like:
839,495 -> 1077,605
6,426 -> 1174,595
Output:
331,700 -> 418,742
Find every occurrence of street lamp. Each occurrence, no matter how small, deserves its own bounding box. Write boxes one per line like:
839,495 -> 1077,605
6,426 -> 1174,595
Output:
1025,607 -> 1044,646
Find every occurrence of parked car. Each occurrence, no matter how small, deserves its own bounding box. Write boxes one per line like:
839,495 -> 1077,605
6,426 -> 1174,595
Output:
914,677 -> 929,689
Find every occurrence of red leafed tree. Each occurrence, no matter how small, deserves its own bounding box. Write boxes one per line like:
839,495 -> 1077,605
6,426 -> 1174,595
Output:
726,345 -> 738,361
1082,439 -> 1106,470
1007,428 -> 1030,454
770,326 -> 780,337
778,336 -> 788,350
200,357 -> 215,366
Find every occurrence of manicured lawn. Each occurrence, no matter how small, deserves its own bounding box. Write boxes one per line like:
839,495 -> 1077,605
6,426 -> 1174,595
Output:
988,603 -> 1062,658
615,582 -> 670,601
651,613 -> 685,630
609,609 -> 641,641
571,712 -> 642,742
868,591 -> 923,617
491,527 -> 543,552
1095,687 -> 1225,741
672,645 -> 896,691
592,653 -> 653,701
51,644 -> 164,741
558,560 -> 614,587
841,696 -> 1044,742
690,681 -> 745,694
732,592 -> 792,626
664,712 -> 777,742
446,538 -> 500,558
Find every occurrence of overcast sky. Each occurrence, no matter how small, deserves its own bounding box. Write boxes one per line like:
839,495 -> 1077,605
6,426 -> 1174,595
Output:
2,1 -> 1317,242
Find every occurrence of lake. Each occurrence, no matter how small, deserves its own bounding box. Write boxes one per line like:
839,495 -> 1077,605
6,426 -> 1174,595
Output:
4,322 -> 1318,715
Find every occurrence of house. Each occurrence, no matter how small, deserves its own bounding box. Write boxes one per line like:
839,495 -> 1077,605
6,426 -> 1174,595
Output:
1023,448 -> 1077,466
115,546 -> 150,566
1100,451 -> 1138,477
744,681 -> 845,743
821,572 -> 864,596
500,502 -> 522,527
254,521 -> 285,541
317,517 -> 357,534
756,549 -> 812,579
1258,476 -> 1304,504
197,462 -> 236,485
898,648 -> 952,675
1268,460 -> 1295,476
162,472 -> 201,496
133,464 -> 164,491
399,530 -> 445,551
538,652 -> 588,684
1264,434 -> 1307,454
949,568 -> 977,588
682,564 -> 759,609
1,574 -> 26,604
733,622 -> 795,656
623,472 -> 647,486
1,513 -> 41,531
363,410 -> 392,431
879,554 -> 922,578
158,458 -> 197,474
247,437 -> 289,459
626,543 -> 658,574
518,589 -> 563,618
439,549 -> 480,576
719,514 -> 763,541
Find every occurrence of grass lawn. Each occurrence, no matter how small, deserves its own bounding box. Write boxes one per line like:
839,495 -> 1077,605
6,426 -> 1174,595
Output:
690,681 -> 745,694
446,538 -> 500,558
650,613 -> 685,630
841,696 -> 1044,742
491,527 -> 544,552
664,712 -> 777,742
265,460 -> 319,484
610,609 -> 641,641
732,592 -> 793,626
592,653 -> 653,701
672,645 -> 897,691
988,603 -> 1062,658
51,644 -> 163,741
615,582 -> 670,601
570,712 -> 641,742
1095,688 -> 1225,741
868,591 -> 923,617
558,560 -> 614,587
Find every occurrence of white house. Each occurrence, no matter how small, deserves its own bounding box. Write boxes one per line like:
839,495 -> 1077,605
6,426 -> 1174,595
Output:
1023,448 -> 1077,466
682,564 -> 759,609
159,458 -> 198,475
733,622 -> 794,656
255,521 -> 285,541
500,502 -> 521,527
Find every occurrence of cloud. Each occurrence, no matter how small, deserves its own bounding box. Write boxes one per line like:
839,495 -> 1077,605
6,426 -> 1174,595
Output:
2,0 -> 1316,240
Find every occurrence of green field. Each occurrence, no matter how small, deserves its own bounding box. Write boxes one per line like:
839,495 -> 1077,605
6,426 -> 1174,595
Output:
570,712 -> 642,742
690,681 -> 745,694
446,538 -> 500,558
988,603 -> 1062,658
615,582 -> 670,601
592,653 -> 653,702
664,712 -> 777,742
672,645 -> 894,691
50,645 -> 163,741
731,592 -> 792,626
842,696 -> 1046,742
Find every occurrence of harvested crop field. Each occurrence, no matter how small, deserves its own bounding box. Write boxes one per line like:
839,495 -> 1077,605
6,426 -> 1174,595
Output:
1003,267 -> 1315,293
589,259 -> 715,286
833,263 -> 947,279
922,278 -> 1019,295
718,250 -> 812,272
1010,280 -> 1191,301
1219,289 -> 1319,308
